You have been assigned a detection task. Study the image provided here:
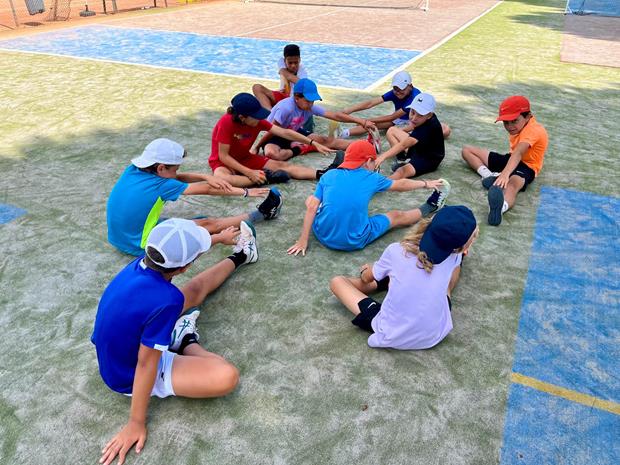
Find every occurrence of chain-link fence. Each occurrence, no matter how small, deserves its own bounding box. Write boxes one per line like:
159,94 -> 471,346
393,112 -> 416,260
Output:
0,0 -> 206,29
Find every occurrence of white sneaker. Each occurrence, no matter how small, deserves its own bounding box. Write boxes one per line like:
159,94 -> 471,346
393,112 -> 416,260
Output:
425,178 -> 451,212
169,308 -> 200,352
233,220 -> 258,264
328,120 -> 341,138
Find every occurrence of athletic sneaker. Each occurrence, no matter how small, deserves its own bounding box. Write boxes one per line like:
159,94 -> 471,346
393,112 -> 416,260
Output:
264,169 -> 290,184
391,160 -> 408,173
328,120 -> 341,138
425,178 -> 451,212
257,187 -> 283,220
367,127 -> 382,154
487,185 -> 504,226
233,220 -> 258,264
482,175 -> 498,190
316,150 -> 345,178
169,308 -> 200,352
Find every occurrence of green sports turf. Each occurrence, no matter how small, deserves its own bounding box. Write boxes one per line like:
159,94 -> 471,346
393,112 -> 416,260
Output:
0,1 -> 618,464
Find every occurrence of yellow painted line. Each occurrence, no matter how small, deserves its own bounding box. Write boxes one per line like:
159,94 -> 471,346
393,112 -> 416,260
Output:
511,372 -> 620,415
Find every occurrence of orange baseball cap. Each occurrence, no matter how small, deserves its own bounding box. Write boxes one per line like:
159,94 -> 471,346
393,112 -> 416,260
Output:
496,95 -> 530,122
339,140 -> 377,169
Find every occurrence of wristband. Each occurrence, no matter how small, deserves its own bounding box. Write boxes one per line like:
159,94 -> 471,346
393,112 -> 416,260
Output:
424,180 -> 428,188
309,139 -> 314,146
243,188 -> 249,197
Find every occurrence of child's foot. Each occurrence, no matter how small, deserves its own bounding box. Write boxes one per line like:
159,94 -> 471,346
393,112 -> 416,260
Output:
482,175 -> 499,190
423,178 -> 451,216
328,120 -> 341,138
487,186 -> 504,226
263,169 -> 290,184
391,160 -> 408,173
367,127 -> 381,154
316,150 -> 345,178
170,308 -> 200,352
233,220 -> 258,264
257,187 -> 283,220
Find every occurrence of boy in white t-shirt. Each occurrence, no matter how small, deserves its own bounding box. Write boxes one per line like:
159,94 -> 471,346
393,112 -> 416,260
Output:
252,44 -> 308,111
329,206 -> 478,350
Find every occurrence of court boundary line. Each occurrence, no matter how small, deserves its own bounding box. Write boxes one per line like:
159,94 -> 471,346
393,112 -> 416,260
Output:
511,372 -> 620,415
363,0 -> 503,91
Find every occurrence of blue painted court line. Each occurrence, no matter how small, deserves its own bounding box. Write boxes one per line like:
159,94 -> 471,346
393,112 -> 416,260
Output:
512,186 -> 619,402
501,383 -> 620,465
500,186 -> 620,465
0,204 -> 26,224
0,25 -> 420,90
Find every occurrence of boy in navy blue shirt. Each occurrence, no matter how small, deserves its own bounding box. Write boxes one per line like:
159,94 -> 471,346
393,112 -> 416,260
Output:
287,140 -> 450,255
93,218 -> 258,465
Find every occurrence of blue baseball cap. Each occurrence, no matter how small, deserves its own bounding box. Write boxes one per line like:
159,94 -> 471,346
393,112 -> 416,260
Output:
420,206 -> 477,264
293,78 -> 322,101
231,93 -> 270,120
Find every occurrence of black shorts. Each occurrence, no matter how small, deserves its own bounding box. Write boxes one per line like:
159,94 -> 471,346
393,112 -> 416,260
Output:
409,155 -> 443,177
265,128 -> 312,149
487,152 -> 536,191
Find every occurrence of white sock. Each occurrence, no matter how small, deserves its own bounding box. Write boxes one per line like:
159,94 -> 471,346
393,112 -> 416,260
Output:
341,128 -> 350,139
477,165 -> 493,178
501,201 -> 509,214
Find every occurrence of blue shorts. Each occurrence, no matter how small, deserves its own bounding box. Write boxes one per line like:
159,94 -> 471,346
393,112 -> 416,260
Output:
316,214 -> 391,251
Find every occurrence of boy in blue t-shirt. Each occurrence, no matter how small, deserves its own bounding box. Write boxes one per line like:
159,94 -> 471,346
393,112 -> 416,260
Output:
331,71 -> 451,144
93,218 -> 258,465
287,140 -> 450,255
107,138 -> 283,256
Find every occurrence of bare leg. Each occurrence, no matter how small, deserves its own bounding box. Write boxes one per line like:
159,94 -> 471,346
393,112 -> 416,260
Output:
386,125 -> 410,147
171,346 -> 239,398
264,143 -> 294,161
447,265 -> 461,298
385,207 -> 423,229
213,166 -> 256,187
264,159 -> 317,180
347,121 -> 394,137
504,175 -> 525,208
329,275 -> 378,316
461,145 -> 491,171
442,122 -> 451,139
389,163 -> 416,180
194,215 -> 248,235
312,134 -> 352,151
252,84 -> 276,110
181,258 -> 237,310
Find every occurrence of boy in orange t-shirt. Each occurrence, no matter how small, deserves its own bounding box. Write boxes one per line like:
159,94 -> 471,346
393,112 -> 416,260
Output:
461,96 -> 548,226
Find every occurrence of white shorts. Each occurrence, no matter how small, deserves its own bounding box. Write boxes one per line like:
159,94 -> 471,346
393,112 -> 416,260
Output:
123,350 -> 176,399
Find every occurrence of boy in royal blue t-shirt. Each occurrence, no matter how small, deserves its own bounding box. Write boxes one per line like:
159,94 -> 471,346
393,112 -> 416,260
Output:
331,71 -> 451,144
287,140 -> 450,256
93,218 -> 258,465
107,138 -> 283,256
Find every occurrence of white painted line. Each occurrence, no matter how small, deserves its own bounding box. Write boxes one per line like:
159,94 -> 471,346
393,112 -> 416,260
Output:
363,0 -> 504,92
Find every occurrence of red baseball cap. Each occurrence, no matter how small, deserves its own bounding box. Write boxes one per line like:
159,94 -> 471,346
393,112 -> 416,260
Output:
496,95 -> 530,122
339,140 -> 377,169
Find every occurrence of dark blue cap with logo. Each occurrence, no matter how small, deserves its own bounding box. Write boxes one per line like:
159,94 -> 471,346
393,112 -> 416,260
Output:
293,78 -> 322,101
420,206 -> 477,264
231,93 -> 270,120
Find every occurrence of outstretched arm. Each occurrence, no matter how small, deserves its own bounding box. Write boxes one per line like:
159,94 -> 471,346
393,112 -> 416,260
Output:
99,345 -> 160,465
375,136 -> 418,168
388,178 -> 444,192
269,125 -> 333,155
322,110 -> 377,131
287,195 -> 320,256
342,96 -> 384,115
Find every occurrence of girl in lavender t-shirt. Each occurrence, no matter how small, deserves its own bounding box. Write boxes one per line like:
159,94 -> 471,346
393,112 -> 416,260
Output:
329,206 -> 478,350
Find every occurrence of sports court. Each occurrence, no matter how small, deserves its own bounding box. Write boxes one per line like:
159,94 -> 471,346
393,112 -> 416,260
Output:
0,1 -> 618,464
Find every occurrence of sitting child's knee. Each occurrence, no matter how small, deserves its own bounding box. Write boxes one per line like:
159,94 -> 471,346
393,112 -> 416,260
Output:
329,275 -> 346,291
218,364 -> 240,394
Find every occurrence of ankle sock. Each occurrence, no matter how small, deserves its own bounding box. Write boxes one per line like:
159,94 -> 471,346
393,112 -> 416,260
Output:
228,251 -> 247,269
477,166 -> 493,178
249,210 -> 264,224
341,128 -> 350,138
502,201 -> 509,214
178,333 -> 199,355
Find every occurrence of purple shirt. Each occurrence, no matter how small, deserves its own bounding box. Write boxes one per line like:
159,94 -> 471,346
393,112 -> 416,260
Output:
369,242 -> 462,350
268,96 -> 326,131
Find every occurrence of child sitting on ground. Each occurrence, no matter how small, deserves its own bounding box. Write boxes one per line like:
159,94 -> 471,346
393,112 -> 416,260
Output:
375,93 -> 446,180
261,78 -> 377,161
287,140 -> 450,256
210,93 -> 339,187
107,137 -> 280,256
461,95 -> 548,226
329,206 -> 478,350
330,71 -> 451,143
94,218 -> 258,465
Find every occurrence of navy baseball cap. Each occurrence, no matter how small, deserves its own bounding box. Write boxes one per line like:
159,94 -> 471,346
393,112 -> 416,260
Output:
293,78 -> 322,101
231,93 -> 270,120
420,206 -> 477,264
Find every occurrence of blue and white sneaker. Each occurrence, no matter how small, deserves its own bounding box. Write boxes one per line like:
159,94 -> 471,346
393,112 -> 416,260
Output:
425,178 -> 451,213
233,220 -> 258,264
487,186 -> 504,226
257,187 -> 283,220
169,308 -> 200,352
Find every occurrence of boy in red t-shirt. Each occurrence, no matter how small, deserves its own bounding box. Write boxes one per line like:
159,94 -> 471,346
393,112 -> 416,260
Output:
461,95 -> 548,226
210,93 -> 338,187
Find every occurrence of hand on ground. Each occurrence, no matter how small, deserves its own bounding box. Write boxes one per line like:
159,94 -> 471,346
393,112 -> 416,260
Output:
100,420 -> 147,465
287,240 -> 308,256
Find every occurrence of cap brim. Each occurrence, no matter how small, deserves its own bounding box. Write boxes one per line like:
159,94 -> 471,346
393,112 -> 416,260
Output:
392,82 -> 409,90
406,104 -> 432,116
131,155 -> 152,168
303,91 -> 322,101
250,107 -> 271,120
495,112 -> 521,122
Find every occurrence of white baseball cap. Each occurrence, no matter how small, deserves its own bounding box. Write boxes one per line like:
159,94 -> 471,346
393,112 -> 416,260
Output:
391,71 -> 412,90
145,218 -> 211,268
132,138 -> 185,168
407,92 -> 436,116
